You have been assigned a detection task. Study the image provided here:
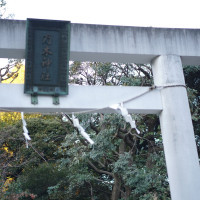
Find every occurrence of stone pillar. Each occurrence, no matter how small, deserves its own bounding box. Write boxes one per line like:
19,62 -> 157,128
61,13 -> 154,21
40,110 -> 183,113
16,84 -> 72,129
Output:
151,55 -> 200,200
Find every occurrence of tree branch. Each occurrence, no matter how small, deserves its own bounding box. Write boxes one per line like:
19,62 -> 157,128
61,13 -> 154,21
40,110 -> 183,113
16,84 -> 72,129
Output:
88,160 -> 114,177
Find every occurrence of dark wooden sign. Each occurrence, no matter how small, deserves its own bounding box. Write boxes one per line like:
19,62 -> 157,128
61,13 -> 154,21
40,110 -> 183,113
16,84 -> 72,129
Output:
24,18 -> 70,104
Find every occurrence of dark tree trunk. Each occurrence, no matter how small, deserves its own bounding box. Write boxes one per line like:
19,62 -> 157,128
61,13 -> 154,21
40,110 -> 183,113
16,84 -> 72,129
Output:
111,174 -> 121,200
111,141 -> 125,200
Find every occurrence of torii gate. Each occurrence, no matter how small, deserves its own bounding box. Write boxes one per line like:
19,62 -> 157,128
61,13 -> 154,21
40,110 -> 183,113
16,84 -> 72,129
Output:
0,19 -> 200,200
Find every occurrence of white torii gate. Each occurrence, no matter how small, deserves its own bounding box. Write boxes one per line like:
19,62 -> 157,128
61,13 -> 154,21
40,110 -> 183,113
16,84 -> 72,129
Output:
0,19 -> 200,200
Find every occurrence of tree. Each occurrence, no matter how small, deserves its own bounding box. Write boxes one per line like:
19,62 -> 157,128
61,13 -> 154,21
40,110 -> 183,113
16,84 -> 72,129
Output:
47,62 -> 170,200
49,62 -> 200,199
0,65 -> 40,128
183,66 -> 200,156
0,117 -> 68,199
0,59 -> 23,84
1,61 -> 199,199
0,0 -> 14,19
0,1 -> 22,84
0,62 -> 169,200
0,0 -> 6,18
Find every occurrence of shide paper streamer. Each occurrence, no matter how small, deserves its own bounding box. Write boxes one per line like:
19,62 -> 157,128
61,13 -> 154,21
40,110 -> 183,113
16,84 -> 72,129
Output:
72,114 -> 94,145
21,112 -> 31,148
110,103 -> 140,134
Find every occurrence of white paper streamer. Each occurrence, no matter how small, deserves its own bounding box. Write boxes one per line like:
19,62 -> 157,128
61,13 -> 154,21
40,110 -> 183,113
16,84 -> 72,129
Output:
62,115 -> 68,122
21,112 -> 31,148
72,114 -> 94,145
110,103 -> 140,134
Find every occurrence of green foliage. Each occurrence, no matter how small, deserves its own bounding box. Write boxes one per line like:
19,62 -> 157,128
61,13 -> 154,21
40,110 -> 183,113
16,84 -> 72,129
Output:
183,65 -> 200,157
69,62 -> 153,86
1,62 -> 200,199
5,163 -> 66,200
0,0 -> 14,19
120,152 -> 170,200
52,111 -> 168,199
184,66 -> 200,93
0,117 -> 68,199
19,163 -> 67,200
0,0 -> 6,18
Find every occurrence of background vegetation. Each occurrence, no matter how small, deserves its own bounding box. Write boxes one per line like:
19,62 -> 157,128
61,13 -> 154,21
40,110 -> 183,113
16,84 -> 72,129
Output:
0,60 -> 200,200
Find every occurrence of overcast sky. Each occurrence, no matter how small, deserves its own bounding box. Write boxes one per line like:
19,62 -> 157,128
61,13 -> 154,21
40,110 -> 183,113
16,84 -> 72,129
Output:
4,0 -> 200,28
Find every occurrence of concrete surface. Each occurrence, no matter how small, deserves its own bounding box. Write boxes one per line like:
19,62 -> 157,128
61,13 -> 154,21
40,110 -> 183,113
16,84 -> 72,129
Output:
152,55 -> 200,200
0,84 -> 162,114
1,19 -> 200,64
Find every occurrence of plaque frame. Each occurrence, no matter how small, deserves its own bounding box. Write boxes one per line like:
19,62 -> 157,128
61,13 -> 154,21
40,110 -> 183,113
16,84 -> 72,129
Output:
24,18 -> 70,99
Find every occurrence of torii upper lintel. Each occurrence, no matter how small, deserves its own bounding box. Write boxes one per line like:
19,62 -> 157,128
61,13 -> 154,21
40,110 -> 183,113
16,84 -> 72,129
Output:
1,19 -> 200,65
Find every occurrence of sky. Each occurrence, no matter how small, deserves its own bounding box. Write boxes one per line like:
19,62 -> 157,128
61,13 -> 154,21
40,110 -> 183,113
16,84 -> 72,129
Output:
4,0 -> 200,29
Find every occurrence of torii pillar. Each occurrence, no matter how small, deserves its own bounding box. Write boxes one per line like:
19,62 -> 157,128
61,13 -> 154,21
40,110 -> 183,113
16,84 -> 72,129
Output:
152,55 -> 200,200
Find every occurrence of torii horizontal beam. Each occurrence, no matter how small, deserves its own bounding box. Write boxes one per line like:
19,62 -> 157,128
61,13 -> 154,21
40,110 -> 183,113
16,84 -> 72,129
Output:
1,19 -> 200,64
0,84 -> 162,114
